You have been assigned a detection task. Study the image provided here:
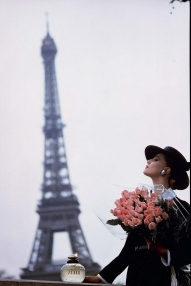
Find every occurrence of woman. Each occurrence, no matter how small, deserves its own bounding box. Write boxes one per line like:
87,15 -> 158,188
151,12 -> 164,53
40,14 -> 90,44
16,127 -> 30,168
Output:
84,145 -> 190,286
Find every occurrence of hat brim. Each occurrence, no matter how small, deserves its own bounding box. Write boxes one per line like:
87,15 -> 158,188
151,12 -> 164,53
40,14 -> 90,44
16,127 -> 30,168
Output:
145,145 -> 168,160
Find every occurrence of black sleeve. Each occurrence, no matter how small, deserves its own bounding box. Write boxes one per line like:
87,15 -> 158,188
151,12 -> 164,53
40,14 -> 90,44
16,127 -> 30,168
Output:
98,232 -> 137,283
169,198 -> 191,267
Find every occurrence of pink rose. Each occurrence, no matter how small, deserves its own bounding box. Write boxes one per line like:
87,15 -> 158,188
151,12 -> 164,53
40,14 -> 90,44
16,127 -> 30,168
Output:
119,198 -> 127,207
135,206 -> 143,214
144,207 -> 154,216
111,208 -> 124,216
140,202 -> 147,209
131,210 -> 139,218
135,187 -> 141,195
148,222 -> 157,230
135,187 -> 149,199
124,199 -> 134,206
144,214 -> 154,225
134,198 -> 141,205
140,190 -> 149,199
161,212 -> 169,220
147,201 -> 155,208
138,213 -> 144,220
114,199 -> 121,207
132,217 -> 142,226
121,190 -> 130,199
155,216 -> 163,223
125,214 -> 133,220
123,219 -> 135,227
121,209 -> 130,215
124,204 -> 134,210
129,194 -> 136,201
153,206 -> 163,217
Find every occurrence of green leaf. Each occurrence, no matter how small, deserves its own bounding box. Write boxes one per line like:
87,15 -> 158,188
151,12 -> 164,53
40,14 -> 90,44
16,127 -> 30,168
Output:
106,219 -> 121,226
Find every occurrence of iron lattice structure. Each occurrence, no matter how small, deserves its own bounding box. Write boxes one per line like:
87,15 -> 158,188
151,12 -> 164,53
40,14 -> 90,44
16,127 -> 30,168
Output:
20,31 -> 100,281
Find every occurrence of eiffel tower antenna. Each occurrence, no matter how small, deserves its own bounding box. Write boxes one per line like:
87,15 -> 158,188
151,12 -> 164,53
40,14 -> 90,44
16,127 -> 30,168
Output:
45,12 -> 49,33
20,26 -> 100,281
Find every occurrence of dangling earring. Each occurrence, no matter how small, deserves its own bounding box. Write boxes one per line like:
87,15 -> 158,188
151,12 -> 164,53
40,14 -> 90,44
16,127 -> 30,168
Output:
161,169 -> 165,176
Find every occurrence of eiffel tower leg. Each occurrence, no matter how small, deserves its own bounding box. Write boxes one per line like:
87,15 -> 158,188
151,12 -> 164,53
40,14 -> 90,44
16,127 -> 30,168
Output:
68,222 -> 93,267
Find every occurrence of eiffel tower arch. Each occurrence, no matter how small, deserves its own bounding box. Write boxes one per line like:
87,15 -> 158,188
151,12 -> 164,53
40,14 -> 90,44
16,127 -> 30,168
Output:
20,28 -> 101,281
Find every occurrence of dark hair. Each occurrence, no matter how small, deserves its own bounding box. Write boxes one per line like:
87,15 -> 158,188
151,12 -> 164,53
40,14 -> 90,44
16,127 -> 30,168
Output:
164,154 -> 189,190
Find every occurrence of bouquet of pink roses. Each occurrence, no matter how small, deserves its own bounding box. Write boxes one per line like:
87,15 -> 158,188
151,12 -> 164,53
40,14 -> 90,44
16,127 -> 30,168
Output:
106,185 -> 190,285
106,186 -> 176,243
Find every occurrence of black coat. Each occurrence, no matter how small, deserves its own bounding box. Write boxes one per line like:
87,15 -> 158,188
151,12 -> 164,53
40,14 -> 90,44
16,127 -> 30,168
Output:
99,197 -> 190,286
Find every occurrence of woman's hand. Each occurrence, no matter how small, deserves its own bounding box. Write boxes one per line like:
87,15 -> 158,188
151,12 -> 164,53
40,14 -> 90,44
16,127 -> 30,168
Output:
83,276 -> 102,283
146,238 -> 168,259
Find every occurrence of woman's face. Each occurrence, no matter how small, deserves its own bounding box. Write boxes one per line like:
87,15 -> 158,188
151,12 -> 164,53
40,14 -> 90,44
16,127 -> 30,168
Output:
143,153 -> 168,178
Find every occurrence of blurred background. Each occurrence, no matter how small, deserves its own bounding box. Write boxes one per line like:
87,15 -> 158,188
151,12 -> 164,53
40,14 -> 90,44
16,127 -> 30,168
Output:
0,0 -> 190,283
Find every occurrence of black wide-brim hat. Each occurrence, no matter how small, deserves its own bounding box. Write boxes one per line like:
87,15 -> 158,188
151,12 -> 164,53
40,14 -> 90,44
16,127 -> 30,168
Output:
145,145 -> 190,190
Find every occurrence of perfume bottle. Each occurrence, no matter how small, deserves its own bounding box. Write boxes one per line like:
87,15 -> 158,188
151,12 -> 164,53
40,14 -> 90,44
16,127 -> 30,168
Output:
60,253 -> 85,282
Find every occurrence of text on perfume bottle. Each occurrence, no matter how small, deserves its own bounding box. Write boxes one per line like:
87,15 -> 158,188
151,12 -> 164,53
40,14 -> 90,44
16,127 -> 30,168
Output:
68,270 -> 81,275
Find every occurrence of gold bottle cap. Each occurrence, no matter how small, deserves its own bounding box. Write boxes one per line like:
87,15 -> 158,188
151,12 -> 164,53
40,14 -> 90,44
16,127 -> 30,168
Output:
68,253 -> 78,260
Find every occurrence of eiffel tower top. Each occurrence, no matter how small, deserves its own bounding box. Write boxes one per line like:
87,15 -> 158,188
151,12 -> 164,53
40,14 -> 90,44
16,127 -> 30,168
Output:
41,31 -> 57,59
41,14 -> 57,60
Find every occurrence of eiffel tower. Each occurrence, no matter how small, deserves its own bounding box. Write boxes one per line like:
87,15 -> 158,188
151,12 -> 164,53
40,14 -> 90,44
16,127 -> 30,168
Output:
20,27 -> 100,281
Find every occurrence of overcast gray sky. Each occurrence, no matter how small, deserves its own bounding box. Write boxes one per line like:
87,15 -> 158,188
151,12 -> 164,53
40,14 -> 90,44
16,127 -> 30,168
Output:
0,0 -> 190,284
